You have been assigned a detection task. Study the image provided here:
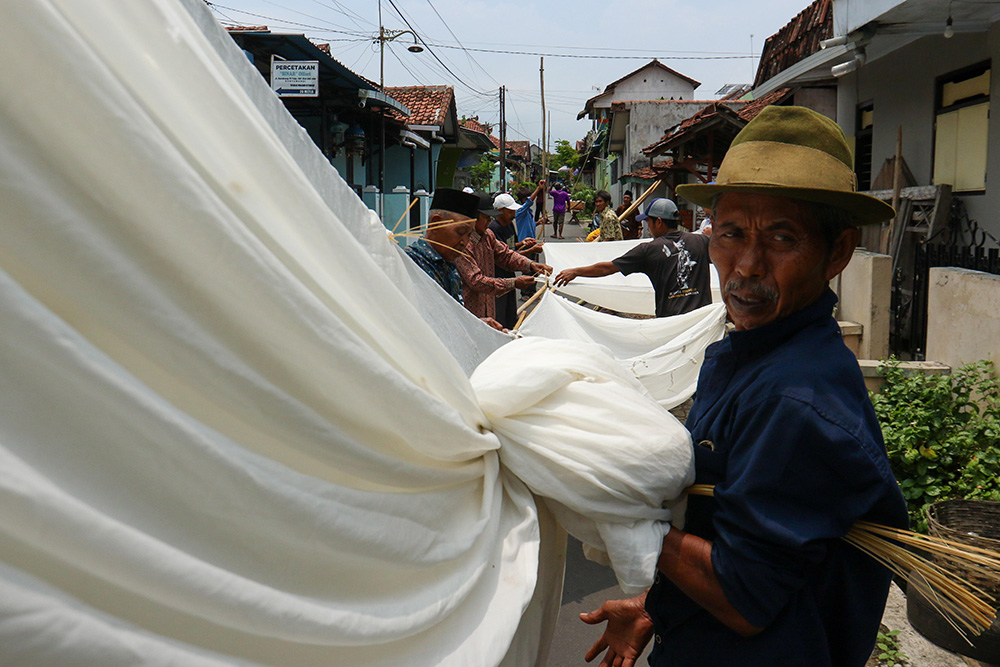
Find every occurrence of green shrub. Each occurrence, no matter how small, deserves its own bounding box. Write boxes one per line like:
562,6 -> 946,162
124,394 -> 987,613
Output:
571,184 -> 595,213
871,359 -> 1000,532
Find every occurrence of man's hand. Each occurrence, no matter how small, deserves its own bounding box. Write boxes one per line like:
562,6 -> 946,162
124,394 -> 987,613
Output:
554,268 -> 580,286
580,595 -> 654,666
479,317 -> 507,332
514,275 -> 536,289
530,262 -> 553,276
516,238 -> 537,251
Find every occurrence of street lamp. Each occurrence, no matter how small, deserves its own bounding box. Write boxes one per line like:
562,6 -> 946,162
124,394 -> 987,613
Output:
372,13 -> 424,217
376,28 -> 423,89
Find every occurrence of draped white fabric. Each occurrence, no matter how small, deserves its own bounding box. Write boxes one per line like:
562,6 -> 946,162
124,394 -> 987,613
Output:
521,293 -> 728,409
542,239 -> 723,315
0,1 -> 708,664
472,337 -> 695,595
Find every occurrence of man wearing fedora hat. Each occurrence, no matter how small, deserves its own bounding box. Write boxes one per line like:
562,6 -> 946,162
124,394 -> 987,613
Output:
554,197 -> 711,318
581,106 -> 908,667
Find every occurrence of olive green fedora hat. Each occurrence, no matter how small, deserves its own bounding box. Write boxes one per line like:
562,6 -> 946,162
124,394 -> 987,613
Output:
675,105 -> 895,225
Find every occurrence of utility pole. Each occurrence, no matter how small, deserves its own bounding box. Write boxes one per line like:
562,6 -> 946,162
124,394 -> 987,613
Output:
499,86 -> 506,192
540,57 -> 547,236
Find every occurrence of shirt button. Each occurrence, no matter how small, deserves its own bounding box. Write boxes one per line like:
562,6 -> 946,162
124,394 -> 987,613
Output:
655,634 -> 662,644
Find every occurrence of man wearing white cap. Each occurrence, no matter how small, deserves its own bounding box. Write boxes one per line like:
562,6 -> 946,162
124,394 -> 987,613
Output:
554,197 -> 711,317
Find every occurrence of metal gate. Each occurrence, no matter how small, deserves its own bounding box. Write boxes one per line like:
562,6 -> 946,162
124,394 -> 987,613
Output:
891,199 -> 1000,359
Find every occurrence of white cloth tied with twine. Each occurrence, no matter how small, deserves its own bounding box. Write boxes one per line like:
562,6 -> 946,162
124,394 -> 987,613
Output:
473,337 -> 695,595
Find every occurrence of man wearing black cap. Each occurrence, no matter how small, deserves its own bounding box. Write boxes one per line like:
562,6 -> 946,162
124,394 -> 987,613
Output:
554,197 -> 711,317
455,191 -> 552,324
615,190 -> 641,240
403,188 -> 478,304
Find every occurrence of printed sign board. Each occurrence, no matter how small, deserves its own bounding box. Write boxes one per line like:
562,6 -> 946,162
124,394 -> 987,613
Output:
271,60 -> 319,97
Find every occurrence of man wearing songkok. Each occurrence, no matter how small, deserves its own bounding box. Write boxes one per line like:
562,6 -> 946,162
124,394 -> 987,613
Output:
554,197 -> 711,318
456,191 -> 552,321
580,106 -> 908,667
403,187 -> 477,304
615,190 -> 642,240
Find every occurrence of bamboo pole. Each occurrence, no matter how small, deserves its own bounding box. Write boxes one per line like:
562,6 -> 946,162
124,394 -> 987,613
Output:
513,284 -> 549,330
880,126 -> 904,254
617,179 -> 661,222
539,57 -> 547,240
516,282 -> 548,315
392,196 -> 421,234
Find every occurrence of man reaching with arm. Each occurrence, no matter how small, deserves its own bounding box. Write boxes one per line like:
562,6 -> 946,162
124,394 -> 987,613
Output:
455,191 -> 552,323
554,198 -> 711,317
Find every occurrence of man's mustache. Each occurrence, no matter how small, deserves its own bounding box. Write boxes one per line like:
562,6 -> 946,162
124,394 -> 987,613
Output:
723,278 -> 778,304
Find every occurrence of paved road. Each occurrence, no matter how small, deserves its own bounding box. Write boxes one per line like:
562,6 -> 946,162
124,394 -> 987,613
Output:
549,536 -> 652,667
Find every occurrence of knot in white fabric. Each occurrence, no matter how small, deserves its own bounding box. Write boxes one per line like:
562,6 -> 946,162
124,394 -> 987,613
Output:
471,337 -> 695,594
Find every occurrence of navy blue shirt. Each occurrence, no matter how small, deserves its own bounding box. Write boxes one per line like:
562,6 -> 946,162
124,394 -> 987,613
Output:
404,239 -> 464,304
646,289 -> 908,666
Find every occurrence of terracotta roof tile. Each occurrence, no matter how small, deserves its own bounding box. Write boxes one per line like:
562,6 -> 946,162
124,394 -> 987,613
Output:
754,0 -> 833,87
459,116 -> 500,147
737,88 -> 794,121
504,140 -> 530,160
384,85 -> 455,127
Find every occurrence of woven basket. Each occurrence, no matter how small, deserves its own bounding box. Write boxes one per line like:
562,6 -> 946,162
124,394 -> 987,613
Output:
906,500 -> 1000,661
926,499 -> 1000,596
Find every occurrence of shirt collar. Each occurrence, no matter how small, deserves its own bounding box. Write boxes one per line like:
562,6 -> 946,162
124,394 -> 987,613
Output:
723,288 -> 839,360
412,238 -> 447,264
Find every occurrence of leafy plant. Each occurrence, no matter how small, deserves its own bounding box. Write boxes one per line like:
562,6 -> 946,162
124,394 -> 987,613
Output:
571,183 -> 595,213
871,359 -> 1000,532
550,139 -> 580,171
467,153 -> 496,192
875,627 -> 908,665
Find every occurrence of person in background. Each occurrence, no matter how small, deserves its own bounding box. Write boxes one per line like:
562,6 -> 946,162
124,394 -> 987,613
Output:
616,190 -> 642,240
403,187 -> 504,331
696,207 -> 713,236
491,192 -> 544,327
555,198 -> 710,317
495,186 -> 546,302
512,179 -> 547,245
593,190 -> 623,241
549,181 -> 572,239
579,106 -> 908,667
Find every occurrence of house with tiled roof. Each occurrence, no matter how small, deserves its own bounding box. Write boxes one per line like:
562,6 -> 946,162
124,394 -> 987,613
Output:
228,27 -> 409,200
746,0 -> 839,121
577,60 -> 703,204
381,85 -> 463,210
634,89 -> 794,226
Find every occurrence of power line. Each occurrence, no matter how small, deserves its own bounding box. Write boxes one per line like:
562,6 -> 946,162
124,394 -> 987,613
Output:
383,0 -> 493,97
424,0 -> 501,88
206,3 -> 368,37
424,43 -> 756,60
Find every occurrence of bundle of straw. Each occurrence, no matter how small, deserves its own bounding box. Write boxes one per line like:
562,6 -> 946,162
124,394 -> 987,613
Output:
685,484 -> 1000,641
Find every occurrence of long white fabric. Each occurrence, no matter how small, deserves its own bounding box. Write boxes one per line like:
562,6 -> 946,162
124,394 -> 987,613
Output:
521,293 -> 728,409
472,337 -> 694,595
542,239 -> 723,315
0,1 -> 705,665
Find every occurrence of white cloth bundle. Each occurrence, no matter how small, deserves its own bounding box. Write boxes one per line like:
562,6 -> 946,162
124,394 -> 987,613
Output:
521,292 -> 728,408
472,338 -> 695,595
542,240 -> 723,316
0,0 -> 708,664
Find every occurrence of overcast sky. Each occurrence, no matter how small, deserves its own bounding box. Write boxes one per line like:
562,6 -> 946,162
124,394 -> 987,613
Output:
208,0 -> 815,146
